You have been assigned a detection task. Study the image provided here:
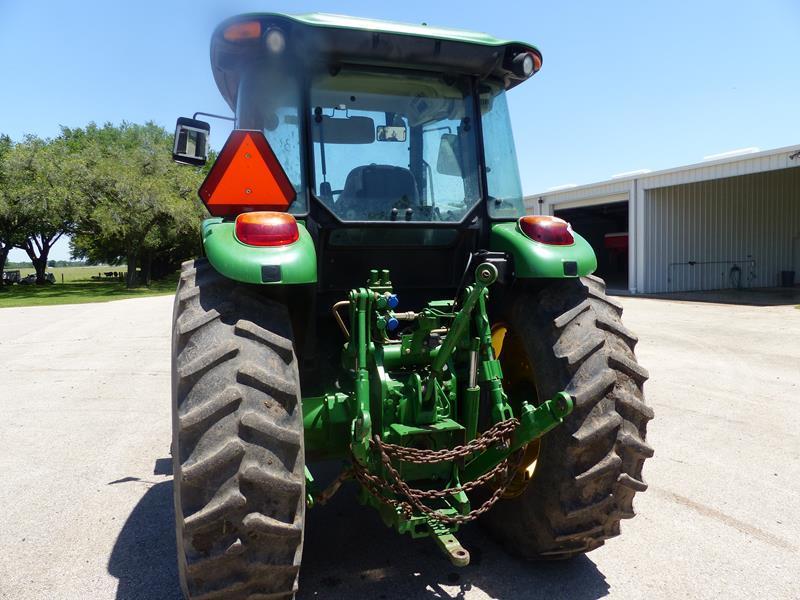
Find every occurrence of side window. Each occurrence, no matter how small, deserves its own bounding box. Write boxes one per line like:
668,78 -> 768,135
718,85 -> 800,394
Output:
266,106 -> 303,200
237,70 -> 306,214
422,117 -> 477,220
482,89 -> 525,218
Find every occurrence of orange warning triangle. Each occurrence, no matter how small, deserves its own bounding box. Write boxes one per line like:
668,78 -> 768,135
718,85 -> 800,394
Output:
198,130 -> 297,217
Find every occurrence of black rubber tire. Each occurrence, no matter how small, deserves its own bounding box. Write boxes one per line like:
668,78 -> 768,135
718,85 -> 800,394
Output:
171,259 -> 305,599
482,275 -> 653,558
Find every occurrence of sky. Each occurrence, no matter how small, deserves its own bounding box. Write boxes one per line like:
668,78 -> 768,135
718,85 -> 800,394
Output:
1,0 -> 798,260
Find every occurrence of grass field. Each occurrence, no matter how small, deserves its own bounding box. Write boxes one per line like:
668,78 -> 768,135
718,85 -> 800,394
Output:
11,265 -> 123,283
0,266 -> 177,308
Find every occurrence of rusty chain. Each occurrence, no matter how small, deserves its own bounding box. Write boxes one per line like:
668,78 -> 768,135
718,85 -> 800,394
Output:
314,468 -> 354,506
352,418 -> 523,524
376,418 -> 519,464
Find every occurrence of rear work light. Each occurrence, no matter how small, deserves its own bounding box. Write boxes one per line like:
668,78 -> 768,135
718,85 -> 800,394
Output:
512,52 -> 542,78
506,50 -> 543,78
235,212 -> 299,247
519,215 -> 575,245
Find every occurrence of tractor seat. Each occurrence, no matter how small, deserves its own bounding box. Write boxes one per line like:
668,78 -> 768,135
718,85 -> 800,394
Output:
335,164 -> 419,220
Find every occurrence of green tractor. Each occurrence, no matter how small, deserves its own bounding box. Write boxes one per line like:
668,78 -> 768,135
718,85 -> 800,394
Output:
171,12 -> 652,600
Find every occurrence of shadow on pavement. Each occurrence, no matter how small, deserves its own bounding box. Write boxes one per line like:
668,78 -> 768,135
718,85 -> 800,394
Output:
298,462 -> 610,600
153,457 -> 172,476
108,462 -> 609,600
108,480 -> 182,600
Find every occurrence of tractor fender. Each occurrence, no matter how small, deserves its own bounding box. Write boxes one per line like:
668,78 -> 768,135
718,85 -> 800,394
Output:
201,217 -> 317,285
489,222 -> 597,279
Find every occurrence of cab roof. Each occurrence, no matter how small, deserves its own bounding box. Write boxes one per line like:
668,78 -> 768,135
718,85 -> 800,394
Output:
211,12 -> 542,111
282,13 -> 535,47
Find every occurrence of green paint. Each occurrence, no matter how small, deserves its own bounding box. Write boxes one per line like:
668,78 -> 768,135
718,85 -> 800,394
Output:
201,218 -> 317,285
304,467 -> 316,508
463,392 -> 573,481
303,393 -> 352,460
429,519 -> 470,567
490,221 -> 598,279
300,265 -> 573,553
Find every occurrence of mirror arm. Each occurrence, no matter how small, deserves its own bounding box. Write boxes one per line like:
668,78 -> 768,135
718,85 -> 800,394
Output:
318,122 -> 327,183
192,111 -> 235,123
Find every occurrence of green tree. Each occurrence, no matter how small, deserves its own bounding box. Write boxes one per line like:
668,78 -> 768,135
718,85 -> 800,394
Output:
0,133 -> 17,281
0,135 -> 78,284
67,122 -> 208,287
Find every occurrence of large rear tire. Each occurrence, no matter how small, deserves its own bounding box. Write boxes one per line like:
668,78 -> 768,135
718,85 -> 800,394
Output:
483,275 -> 653,558
172,259 -> 305,599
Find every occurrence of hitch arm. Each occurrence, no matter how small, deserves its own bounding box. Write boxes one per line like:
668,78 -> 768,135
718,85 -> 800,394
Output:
349,289 -> 372,463
461,392 -> 573,481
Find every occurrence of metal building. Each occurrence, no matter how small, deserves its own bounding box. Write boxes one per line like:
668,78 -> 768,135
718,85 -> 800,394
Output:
526,144 -> 800,294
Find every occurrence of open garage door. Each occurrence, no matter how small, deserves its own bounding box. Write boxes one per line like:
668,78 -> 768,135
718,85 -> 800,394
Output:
555,201 -> 629,291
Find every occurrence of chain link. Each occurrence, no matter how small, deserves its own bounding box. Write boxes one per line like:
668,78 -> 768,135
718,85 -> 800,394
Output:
352,418 -> 522,525
376,418 -> 519,464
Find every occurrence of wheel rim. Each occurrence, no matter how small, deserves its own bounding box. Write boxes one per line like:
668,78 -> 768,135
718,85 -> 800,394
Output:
491,323 -> 541,499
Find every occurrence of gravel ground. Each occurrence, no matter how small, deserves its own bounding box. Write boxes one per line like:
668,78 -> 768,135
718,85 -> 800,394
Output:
0,293 -> 798,600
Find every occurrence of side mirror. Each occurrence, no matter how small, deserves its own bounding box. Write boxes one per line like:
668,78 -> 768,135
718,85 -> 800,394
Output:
436,133 -> 463,177
173,117 -> 210,166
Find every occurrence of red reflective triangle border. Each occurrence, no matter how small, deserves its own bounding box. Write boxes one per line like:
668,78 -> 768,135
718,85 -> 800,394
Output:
198,129 -> 297,216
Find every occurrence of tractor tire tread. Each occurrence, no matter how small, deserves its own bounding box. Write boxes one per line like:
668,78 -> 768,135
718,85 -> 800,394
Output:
179,387 -> 243,433
235,320 -> 295,362
172,258 -> 304,600
481,276 -> 652,559
572,412 -> 623,447
608,352 -> 650,384
177,303 -> 235,336
595,314 -> 638,348
552,299 -> 591,329
556,334 -> 605,370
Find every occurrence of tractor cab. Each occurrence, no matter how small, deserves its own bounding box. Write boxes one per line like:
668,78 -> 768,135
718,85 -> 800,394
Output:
175,13 -> 545,297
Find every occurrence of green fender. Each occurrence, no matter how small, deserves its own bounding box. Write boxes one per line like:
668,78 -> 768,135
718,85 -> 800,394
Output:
201,217 -> 317,285
489,222 -> 597,279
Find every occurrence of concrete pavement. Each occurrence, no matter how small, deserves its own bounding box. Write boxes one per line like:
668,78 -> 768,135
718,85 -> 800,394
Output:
0,293 -> 798,599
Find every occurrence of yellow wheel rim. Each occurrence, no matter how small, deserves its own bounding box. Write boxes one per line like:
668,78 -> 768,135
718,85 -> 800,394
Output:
491,325 -> 507,358
491,322 -> 541,499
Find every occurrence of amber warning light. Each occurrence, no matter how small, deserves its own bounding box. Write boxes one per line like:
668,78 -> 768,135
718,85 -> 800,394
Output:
198,130 -> 297,217
223,21 -> 262,42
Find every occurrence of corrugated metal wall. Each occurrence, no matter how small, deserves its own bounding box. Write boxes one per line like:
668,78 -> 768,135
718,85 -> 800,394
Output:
642,166 -> 800,292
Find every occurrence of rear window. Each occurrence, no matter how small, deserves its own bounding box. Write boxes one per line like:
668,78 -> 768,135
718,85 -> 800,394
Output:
310,69 -> 480,223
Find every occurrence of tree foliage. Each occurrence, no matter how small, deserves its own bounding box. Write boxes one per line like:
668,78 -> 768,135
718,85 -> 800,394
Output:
0,122 -> 209,287
0,133 -> 17,279
0,134 -> 81,283
66,122 -> 209,287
